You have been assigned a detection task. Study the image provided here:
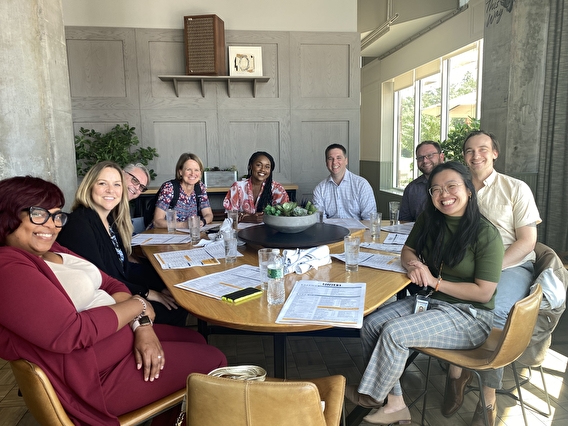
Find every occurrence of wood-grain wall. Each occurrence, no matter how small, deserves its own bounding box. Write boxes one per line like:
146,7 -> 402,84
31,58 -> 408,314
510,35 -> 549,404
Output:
66,27 -> 361,200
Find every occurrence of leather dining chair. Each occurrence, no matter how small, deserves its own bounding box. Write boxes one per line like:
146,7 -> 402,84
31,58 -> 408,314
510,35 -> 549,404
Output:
497,243 -> 568,418
412,284 -> 543,426
185,372 -> 346,426
9,359 -> 185,426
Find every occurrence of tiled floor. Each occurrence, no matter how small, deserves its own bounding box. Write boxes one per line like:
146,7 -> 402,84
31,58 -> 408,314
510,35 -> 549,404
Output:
2,314 -> 568,426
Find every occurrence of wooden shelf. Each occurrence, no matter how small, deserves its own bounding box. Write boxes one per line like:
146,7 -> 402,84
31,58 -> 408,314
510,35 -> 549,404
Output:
158,75 -> 270,98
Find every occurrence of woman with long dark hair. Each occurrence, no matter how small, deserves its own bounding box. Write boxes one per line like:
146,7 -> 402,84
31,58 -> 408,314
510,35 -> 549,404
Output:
223,151 -> 289,223
346,162 -> 504,425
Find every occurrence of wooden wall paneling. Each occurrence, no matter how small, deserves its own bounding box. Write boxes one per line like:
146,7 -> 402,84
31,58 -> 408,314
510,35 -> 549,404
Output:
65,27 -> 140,110
289,32 -> 360,110
140,109 -> 219,184
220,31 -> 289,108
136,28 -> 218,108
218,109 -> 291,182
290,109 -> 360,201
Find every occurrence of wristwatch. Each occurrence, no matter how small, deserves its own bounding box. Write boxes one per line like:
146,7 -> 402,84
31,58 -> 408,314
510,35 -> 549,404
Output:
131,315 -> 153,332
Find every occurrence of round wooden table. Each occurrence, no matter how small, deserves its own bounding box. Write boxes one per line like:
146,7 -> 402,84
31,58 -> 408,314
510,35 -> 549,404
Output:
141,223 -> 410,378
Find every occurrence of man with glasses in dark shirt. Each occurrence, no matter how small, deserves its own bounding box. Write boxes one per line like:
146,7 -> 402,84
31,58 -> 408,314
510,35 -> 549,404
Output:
123,163 -> 150,234
123,163 -> 150,201
399,141 -> 444,222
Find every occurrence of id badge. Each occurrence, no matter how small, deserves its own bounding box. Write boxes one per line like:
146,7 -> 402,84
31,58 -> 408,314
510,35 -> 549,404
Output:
414,295 -> 429,313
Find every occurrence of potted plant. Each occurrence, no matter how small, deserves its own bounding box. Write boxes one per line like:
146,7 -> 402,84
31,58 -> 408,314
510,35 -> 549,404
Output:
203,166 -> 238,187
74,123 -> 159,179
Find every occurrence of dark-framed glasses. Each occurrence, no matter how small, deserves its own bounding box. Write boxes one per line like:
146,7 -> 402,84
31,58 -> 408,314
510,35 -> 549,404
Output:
27,206 -> 68,228
416,152 -> 440,163
125,171 -> 148,192
428,182 -> 463,197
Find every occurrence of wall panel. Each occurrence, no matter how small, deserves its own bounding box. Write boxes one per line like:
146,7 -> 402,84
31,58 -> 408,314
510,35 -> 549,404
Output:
67,26 -> 360,198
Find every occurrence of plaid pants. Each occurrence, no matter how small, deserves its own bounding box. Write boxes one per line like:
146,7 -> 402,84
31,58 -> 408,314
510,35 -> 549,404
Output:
358,296 -> 493,401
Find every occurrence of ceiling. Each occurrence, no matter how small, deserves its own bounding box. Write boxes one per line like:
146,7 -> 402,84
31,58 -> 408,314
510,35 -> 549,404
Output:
358,0 -> 461,59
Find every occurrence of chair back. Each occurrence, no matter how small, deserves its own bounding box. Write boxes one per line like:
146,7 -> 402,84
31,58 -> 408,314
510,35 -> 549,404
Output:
9,359 -> 74,426
517,243 -> 568,366
487,284 -> 542,368
10,359 -> 185,426
185,373 -> 345,426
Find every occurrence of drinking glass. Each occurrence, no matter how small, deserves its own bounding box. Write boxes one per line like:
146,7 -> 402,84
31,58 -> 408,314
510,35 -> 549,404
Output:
389,201 -> 400,225
369,211 -> 382,239
223,230 -> 238,263
227,210 -> 239,232
166,209 -> 176,233
344,236 -> 360,272
188,215 -> 200,244
258,248 -> 279,291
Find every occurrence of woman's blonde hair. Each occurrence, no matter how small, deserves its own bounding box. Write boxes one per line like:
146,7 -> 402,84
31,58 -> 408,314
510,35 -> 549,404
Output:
73,161 -> 134,254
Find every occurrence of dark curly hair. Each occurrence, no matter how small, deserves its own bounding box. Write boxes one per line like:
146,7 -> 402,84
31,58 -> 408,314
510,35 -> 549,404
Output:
0,176 -> 65,245
247,151 -> 276,212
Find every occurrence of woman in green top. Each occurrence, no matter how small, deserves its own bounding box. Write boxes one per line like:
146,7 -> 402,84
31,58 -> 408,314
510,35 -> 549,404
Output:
345,162 -> 503,425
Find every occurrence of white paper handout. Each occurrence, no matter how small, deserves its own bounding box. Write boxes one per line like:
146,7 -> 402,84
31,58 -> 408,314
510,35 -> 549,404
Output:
383,233 -> 408,245
131,233 -> 192,246
360,242 -> 403,254
153,240 -> 241,269
380,222 -> 414,234
323,218 -> 366,229
276,280 -> 366,328
175,264 -> 261,299
332,252 -> 407,273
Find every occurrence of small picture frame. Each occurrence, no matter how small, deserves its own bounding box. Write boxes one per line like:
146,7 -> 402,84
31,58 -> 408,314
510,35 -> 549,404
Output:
229,46 -> 263,76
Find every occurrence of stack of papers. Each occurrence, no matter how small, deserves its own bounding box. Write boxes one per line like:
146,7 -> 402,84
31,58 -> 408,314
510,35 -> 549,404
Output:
153,241 -> 242,269
175,265 -> 261,299
380,222 -> 414,234
276,280 -> 366,328
323,218 -> 366,229
132,234 -> 192,246
332,252 -> 406,273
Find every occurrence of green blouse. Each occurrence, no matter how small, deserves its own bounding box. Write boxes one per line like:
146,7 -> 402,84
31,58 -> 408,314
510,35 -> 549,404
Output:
405,214 -> 504,310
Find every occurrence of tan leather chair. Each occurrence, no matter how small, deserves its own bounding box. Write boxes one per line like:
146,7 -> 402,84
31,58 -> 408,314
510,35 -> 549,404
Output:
412,284 -> 543,426
185,373 -> 346,426
499,243 -> 568,418
10,359 -> 185,426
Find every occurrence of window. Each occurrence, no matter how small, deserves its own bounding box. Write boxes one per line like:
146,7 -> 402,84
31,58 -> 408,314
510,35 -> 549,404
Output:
388,41 -> 482,191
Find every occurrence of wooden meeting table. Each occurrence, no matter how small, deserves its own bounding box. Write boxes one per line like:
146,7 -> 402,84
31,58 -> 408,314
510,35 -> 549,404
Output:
140,224 -> 410,381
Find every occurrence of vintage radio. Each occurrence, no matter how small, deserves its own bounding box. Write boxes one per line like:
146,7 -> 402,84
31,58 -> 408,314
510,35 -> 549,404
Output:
183,14 -> 226,76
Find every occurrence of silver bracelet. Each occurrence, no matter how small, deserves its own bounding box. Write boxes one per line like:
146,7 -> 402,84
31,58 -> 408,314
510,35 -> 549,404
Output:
132,295 -> 147,320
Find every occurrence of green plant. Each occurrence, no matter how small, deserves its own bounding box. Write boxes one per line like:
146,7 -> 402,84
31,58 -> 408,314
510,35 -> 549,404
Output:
440,117 -> 480,164
74,124 -> 159,179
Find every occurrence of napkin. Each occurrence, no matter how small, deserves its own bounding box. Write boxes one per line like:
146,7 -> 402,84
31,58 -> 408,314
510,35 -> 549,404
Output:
282,245 -> 331,274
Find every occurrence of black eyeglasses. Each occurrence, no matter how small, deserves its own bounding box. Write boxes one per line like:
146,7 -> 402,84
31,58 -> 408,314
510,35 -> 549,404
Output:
27,206 -> 68,228
125,171 -> 148,192
416,152 -> 440,163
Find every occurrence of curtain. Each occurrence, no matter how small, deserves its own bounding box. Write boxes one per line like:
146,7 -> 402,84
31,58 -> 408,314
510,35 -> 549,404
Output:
537,0 -> 568,253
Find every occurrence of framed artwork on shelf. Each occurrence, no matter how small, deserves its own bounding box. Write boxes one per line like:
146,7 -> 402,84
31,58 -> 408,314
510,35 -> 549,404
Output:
229,46 -> 263,76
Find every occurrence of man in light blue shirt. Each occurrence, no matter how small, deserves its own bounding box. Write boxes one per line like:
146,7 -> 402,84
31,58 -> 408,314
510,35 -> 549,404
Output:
313,144 -> 376,220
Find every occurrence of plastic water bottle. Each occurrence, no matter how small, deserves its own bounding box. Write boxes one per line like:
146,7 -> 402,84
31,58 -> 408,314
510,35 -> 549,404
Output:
267,254 -> 285,305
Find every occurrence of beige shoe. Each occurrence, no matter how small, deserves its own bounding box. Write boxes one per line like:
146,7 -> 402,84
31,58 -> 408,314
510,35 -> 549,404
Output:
363,406 -> 412,425
344,384 -> 383,409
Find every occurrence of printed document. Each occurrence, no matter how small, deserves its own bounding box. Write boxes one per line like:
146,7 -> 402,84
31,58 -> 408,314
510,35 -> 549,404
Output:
276,280 -> 366,328
175,264 -> 261,299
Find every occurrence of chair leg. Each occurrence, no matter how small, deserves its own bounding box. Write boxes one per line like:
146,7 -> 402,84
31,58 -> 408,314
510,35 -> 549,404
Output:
471,370 -> 492,426
497,363 -> 551,418
511,362 -> 529,426
421,357 -> 432,426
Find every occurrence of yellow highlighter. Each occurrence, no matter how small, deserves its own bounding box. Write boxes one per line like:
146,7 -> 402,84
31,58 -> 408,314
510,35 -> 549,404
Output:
221,287 -> 263,304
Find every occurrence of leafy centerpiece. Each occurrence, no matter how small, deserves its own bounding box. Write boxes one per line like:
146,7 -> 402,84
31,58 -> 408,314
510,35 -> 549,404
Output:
263,201 -> 318,233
